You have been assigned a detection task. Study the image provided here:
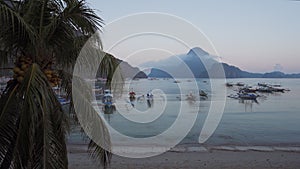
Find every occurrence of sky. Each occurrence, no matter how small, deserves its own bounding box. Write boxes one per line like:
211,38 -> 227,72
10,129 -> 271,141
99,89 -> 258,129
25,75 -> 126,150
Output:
88,0 -> 300,73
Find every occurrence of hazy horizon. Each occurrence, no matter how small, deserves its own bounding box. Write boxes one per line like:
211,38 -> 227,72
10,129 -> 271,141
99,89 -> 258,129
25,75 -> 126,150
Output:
89,0 -> 300,74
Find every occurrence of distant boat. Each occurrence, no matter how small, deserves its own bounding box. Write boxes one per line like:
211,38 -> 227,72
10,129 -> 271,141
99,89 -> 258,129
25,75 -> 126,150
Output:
102,90 -> 115,110
257,87 -> 273,93
174,80 -> 180,83
129,91 -> 136,100
146,92 -> 154,107
237,93 -> 258,100
228,94 -> 239,99
239,87 -> 257,93
199,90 -> 208,97
271,84 -> 281,87
226,82 -> 234,87
258,83 -> 269,87
146,92 -> 154,100
270,87 -> 285,93
236,82 -> 245,86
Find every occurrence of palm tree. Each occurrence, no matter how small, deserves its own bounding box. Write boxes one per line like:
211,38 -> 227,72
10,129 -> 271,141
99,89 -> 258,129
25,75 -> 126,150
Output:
0,0 -> 116,168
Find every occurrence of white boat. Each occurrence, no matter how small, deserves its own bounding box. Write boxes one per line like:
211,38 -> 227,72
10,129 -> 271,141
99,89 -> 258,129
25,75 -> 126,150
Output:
102,90 -> 115,109
146,91 -> 153,100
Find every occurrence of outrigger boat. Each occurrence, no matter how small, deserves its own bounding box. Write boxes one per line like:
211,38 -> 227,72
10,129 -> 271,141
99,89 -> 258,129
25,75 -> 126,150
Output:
102,90 -> 115,110
199,90 -> 208,98
237,92 -> 258,100
226,82 -> 234,87
228,92 -> 258,100
236,82 -> 245,86
129,91 -> 136,99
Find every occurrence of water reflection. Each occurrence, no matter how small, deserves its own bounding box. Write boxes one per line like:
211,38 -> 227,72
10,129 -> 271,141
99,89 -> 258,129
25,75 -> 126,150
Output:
129,97 -> 135,107
238,99 -> 259,112
147,99 -> 153,108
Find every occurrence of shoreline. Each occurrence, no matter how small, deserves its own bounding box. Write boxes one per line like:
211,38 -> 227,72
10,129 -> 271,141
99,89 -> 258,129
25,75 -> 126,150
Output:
67,142 -> 300,169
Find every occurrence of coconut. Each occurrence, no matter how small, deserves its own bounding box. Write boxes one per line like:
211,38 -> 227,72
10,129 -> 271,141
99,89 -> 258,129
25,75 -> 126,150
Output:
17,76 -> 24,83
13,67 -> 21,73
21,64 -> 29,71
46,74 -> 52,79
18,71 -> 25,76
44,70 -> 52,75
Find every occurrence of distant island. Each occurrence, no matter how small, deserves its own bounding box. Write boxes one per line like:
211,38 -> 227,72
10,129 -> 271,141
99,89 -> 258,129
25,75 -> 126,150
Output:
115,58 -> 148,79
141,47 -> 300,79
96,53 -> 147,79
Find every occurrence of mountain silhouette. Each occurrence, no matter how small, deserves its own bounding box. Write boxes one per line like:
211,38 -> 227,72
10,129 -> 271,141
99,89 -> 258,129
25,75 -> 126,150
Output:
144,47 -> 300,78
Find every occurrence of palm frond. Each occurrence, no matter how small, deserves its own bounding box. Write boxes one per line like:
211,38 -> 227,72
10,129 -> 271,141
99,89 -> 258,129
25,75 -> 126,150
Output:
58,68 -> 116,168
88,140 -> 111,169
62,0 -> 103,34
0,0 -> 36,61
0,0 -> 117,168
0,64 -> 68,168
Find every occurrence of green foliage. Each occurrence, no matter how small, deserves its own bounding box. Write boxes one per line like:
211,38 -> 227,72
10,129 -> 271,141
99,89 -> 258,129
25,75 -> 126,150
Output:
0,0 -> 115,168
0,64 -> 68,169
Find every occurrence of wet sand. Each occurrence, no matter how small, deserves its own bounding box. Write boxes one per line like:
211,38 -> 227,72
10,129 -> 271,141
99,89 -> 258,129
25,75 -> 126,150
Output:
68,143 -> 300,169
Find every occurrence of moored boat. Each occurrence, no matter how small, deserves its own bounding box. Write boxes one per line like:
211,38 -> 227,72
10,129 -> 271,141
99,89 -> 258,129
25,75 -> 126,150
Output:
199,90 -> 208,97
102,89 -> 115,109
129,91 -> 136,99
236,82 -> 245,86
237,93 -> 258,100
226,82 -> 234,87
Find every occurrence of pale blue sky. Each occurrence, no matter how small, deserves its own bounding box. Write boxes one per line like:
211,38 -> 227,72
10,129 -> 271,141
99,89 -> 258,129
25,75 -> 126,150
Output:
89,0 -> 300,73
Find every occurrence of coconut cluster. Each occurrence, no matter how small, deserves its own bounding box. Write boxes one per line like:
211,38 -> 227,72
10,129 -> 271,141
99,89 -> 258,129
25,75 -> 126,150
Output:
13,57 -> 32,83
43,68 -> 61,87
13,57 -> 61,87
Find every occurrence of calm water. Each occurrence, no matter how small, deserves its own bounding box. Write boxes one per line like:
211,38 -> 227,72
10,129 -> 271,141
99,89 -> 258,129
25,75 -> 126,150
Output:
99,78 -> 300,147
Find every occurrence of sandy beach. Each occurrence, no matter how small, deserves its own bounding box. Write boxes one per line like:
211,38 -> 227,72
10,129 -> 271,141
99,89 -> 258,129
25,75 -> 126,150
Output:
67,143 -> 300,169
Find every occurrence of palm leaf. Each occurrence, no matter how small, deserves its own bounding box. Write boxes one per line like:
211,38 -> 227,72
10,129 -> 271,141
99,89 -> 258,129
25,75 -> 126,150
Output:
0,0 -> 36,61
1,0 -> 118,168
0,63 -> 68,169
72,75 -> 112,168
